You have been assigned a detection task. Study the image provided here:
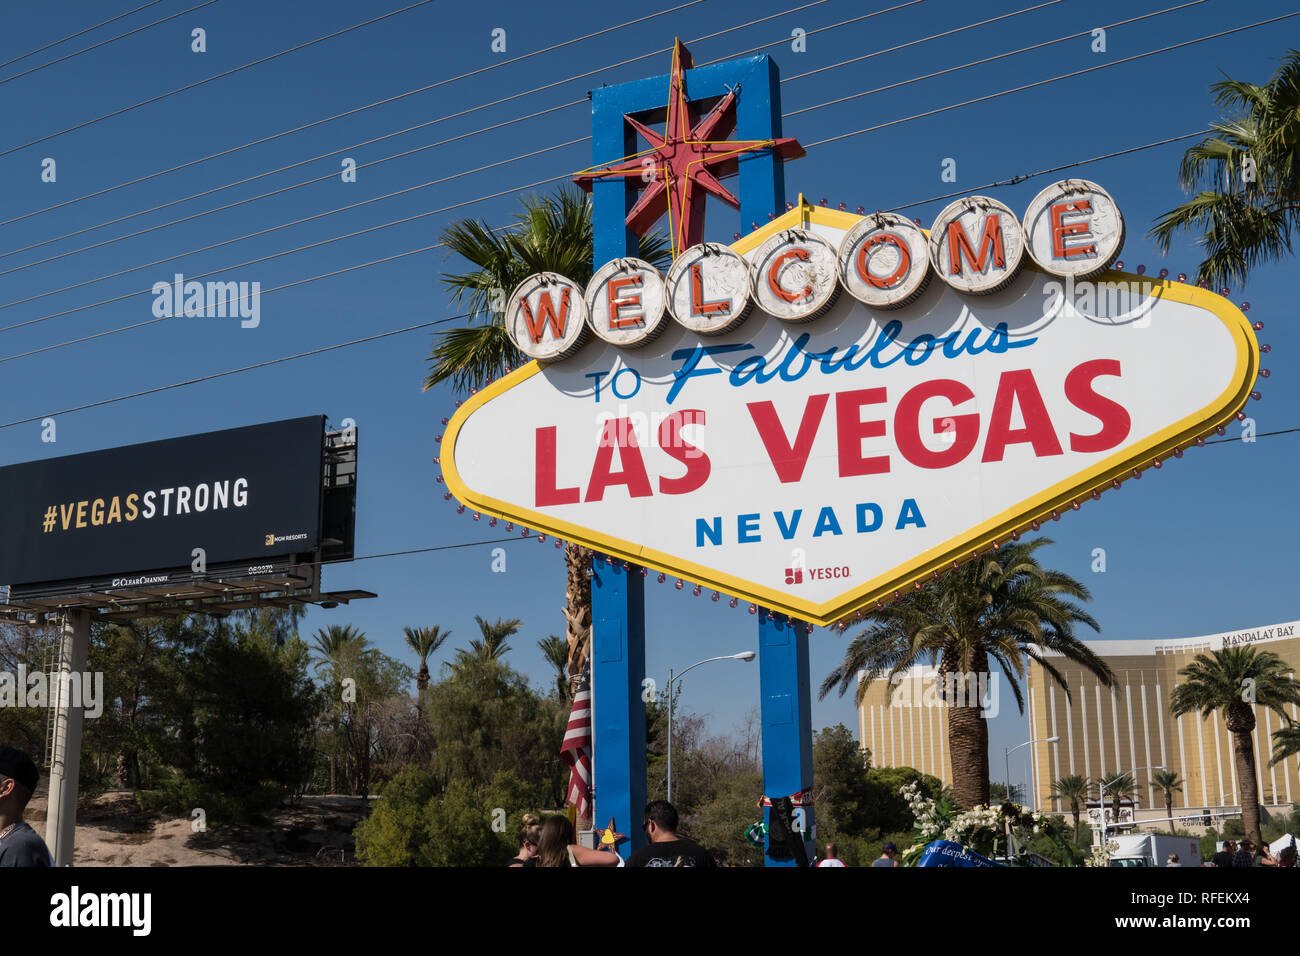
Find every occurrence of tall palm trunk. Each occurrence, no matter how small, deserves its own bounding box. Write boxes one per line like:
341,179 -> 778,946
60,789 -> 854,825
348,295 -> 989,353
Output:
1070,802 -> 1081,844
563,544 -> 592,692
1165,793 -> 1175,836
1226,700 -> 1262,846
946,647 -> 990,809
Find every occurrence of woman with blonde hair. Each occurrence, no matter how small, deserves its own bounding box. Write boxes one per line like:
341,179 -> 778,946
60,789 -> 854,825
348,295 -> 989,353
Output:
535,815 -> 621,867
508,814 -> 542,867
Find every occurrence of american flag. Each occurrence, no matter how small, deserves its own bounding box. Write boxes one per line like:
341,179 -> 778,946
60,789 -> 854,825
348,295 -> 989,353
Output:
561,671 -> 592,822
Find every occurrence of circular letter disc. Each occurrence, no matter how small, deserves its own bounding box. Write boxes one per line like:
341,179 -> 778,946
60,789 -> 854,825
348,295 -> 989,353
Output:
584,258 -> 667,348
506,272 -> 590,361
838,213 -> 932,309
750,229 -> 841,322
928,196 -> 1025,295
665,243 -> 754,335
1022,179 -> 1125,279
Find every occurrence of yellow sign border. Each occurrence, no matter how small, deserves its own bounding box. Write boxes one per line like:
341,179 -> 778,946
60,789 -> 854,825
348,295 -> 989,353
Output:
441,203 -> 1259,626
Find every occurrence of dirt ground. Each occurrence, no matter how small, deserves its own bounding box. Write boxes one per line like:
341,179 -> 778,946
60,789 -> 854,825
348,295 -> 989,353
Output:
24,789 -> 369,866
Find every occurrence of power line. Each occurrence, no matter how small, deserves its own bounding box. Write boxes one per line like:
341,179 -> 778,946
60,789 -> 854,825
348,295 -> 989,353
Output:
784,0 -> 1204,85
0,306 -> 473,430
0,0 -> 820,233
0,0 -> 439,161
801,10 -> 1300,147
0,111 -> 1260,427
0,13 -> 1268,374
879,129 -> 1213,213
0,0 -> 218,89
0,0 -> 1128,302
0,140 -> 585,325
0,0 -> 166,71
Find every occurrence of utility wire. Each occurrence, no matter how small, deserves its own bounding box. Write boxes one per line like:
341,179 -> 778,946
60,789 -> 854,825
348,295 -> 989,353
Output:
0,141 -> 585,323
0,12 -> 1272,380
0,0 -> 218,89
0,0 -> 822,232
802,10 -> 1300,146
0,0 -> 1129,300
0,0 -> 438,161
0,0 -> 166,71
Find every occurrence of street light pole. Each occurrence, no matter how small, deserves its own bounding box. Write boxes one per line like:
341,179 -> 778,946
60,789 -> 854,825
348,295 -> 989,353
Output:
1003,736 -> 1059,808
666,652 -> 755,803
1099,764 -> 1164,851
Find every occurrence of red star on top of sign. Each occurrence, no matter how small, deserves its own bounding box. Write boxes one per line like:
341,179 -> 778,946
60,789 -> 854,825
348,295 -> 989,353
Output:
573,39 -> 804,256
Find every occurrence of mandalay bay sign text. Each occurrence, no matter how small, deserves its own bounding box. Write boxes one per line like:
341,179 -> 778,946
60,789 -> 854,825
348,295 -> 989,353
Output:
442,182 -> 1260,625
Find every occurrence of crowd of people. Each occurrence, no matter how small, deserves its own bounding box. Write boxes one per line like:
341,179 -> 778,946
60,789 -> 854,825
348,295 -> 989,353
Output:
507,800 -> 715,867
1201,838 -> 1298,868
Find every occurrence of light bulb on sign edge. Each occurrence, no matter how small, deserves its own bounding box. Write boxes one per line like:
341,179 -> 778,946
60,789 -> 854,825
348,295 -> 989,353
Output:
675,579 -> 684,590
1030,521 -> 1040,531
730,598 -> 738,608
456,505 -> 465,514
1159,268 -> 1168,278
712,592 -> 720,602
748,605 -> 757,615
1253,321 -> 1264,331
1216,427 -> 1226,436
1261,345 -> 1271,353
488,517 -> 497,527
1260,369 -> 1271,377
657,573 -> 666,583
435,476 -> 443,483
1173,448 -> 1183,458
1236,412 -> 1246,421
472,512 -> 480,521
1152,459 -> 1162,469
440,418 -> 448,426
1115,260 -> 1124,269
1251,391 -> 1262,401
1112,479 -> 1122,488
1136,264 -> 1146,275
1177,273 -> 1186,282
693,585 -> 702,597
443,492 -> 452,500
1071,501 -> 1080,510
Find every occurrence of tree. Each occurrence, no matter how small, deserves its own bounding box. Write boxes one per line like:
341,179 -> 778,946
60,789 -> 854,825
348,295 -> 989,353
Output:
537,635 -> 569,699
404,625 -> 450,692
1169,645 -> 1300,847
1150,50 -> 1300,289
468,615 -> 520,662
1050,774 -> 1091,844
988,782 -> 1025,804
1271,722 -> 1300,767
425,186 -> 670,693
1151,770 -> 1185,835
310,624 -> 367,678
819,538 -> 1113,809
1098,771 -> 1136,826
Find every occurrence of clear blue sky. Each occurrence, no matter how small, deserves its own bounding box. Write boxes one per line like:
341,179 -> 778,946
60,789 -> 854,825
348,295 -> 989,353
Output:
1,0 -> 1296,802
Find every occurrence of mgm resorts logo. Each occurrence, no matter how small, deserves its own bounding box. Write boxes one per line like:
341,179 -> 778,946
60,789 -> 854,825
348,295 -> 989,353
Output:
265,532 -> 309,546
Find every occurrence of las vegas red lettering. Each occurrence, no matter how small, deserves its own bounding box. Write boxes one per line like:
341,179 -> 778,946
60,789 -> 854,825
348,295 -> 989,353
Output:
532,360 -> 1130,504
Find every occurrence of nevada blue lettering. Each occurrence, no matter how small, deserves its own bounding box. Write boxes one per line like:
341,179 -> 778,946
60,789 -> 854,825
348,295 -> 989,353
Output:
774,509 -> 803,540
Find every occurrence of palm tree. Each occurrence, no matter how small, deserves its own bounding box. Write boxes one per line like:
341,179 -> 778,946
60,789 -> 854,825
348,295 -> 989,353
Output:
1099,771 -> 1136,827
310,624 -> 368,678
819,538 -> 1113,809
1150,50 -> 1300,289
1170,645 -> 1300,847
1050,774 -> 1091,844
1271,721 -> 1300,768
1151,770 -> 1184,835
467,615 -> 521,662
404,625 -> 450,692
538,635 -> 570,699
425,185 -> 670,694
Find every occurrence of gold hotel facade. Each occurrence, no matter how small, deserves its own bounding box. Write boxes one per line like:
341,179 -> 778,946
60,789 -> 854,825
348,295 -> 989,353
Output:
858,619 -> 1300,818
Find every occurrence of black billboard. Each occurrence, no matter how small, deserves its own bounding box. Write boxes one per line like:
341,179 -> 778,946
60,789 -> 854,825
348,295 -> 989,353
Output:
0,416 -> 326,591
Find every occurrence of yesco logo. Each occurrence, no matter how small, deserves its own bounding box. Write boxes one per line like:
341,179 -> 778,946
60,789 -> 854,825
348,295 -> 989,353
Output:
785,566 -> 850,584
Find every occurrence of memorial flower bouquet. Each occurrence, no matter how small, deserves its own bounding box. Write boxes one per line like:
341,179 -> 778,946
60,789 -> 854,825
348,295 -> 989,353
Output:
900,780 -> 1077,865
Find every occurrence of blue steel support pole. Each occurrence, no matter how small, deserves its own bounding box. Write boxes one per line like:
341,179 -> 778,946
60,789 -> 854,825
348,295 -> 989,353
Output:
590,558 -> 647,858
759,611 -> 814,867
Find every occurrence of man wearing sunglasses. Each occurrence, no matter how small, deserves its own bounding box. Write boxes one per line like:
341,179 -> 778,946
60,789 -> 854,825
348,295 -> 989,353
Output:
626,800 -> 714,867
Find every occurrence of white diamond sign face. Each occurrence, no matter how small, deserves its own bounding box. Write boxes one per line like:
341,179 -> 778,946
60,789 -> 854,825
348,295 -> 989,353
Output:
442,205 -> 1258,626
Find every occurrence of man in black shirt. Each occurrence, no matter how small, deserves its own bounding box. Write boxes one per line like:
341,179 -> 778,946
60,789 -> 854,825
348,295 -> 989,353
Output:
626,800 -> 714,867
0,747 -> 53,867
1211,840 -> 1236,868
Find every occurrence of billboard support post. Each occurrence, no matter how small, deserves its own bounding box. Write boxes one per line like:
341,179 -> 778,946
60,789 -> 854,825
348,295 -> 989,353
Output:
759,610 -> 814,867
45,608 -> 89,867
590,558 -> 646,858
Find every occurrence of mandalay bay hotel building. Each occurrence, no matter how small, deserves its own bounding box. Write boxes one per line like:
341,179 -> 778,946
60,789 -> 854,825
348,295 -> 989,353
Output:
857,619 -> 1300,823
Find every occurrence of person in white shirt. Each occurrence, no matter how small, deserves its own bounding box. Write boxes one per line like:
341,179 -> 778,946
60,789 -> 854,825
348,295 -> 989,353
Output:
816,842 -> 847,867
